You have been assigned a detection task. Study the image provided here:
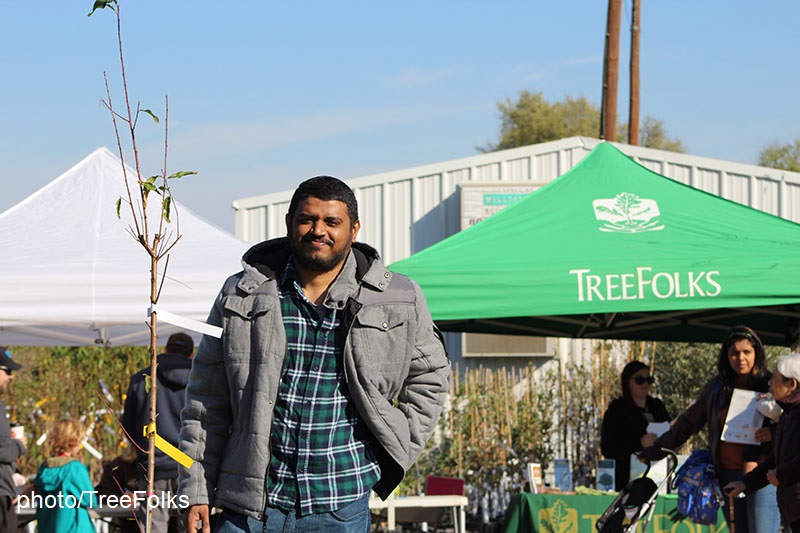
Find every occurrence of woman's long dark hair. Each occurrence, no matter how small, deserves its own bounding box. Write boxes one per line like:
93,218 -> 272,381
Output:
621,360 -> 649,404
716,325 -> 768,389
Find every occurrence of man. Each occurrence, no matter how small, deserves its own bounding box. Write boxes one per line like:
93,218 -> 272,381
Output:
179,176 -> 449,533
0,347 -> 24,533
123,332 -> 194,533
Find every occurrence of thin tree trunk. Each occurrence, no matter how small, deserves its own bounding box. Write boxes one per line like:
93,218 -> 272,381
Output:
146,254 -> 159,533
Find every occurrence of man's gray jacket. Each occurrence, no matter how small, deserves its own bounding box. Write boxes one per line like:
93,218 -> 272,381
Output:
178,238 -> 449,519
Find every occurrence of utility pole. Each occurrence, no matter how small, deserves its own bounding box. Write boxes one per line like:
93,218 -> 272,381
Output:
629,0 -> 641,145
600,0 -> 622,141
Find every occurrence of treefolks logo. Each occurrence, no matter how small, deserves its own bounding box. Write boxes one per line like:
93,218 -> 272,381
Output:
592,192 -> 664,233
538,498 -> 578,533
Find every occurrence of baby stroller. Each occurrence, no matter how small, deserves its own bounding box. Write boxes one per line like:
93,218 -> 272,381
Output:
596,449 -> 679,533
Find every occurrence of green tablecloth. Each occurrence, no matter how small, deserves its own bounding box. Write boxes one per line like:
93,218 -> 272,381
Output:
503,493 -> 727,532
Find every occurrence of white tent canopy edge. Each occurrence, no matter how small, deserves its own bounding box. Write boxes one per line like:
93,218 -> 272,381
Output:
0,147 -> 250,346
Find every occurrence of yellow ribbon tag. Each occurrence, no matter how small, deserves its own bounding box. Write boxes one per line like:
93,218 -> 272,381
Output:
142,424 -> 194,469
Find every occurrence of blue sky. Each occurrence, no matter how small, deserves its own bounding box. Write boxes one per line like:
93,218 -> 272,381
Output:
1,1 -> 798,232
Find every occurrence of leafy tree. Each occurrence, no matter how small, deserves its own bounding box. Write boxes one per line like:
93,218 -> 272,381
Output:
480,90 -> 684,153
620,116 -> 685,152
480,91 -> 599,152
758,137 -> 800,171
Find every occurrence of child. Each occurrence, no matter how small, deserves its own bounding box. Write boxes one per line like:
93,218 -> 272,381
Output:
725,352 -> 800,532
34,419 -> 97,533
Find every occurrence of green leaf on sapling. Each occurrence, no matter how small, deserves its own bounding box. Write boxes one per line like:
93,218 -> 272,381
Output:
140,109 -> 159,123
167,170 -> 197,180
88,0 -> 115,17
162,196 -> 172,223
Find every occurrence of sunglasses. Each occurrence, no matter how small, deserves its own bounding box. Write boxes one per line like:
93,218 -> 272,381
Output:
633,375 -> 655,385
0,366 -> 11,376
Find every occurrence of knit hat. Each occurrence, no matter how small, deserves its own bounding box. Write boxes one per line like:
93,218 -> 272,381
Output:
776,352 -> 800,383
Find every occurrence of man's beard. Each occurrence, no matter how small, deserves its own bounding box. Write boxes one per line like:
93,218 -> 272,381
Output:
291,236 -> 352,273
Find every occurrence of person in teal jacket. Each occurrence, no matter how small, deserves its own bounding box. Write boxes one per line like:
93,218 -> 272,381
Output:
34,419 -> 97,533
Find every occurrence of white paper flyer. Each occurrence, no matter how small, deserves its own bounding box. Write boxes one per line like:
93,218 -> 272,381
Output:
721,388 -> 764,445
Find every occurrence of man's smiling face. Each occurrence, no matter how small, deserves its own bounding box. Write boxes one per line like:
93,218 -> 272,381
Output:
286,196 -> 360,273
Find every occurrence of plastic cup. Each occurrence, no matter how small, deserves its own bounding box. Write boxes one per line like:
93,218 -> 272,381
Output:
10,424 -> 24,440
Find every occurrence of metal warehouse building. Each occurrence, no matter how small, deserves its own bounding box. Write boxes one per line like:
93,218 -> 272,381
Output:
231,136 -> 800,368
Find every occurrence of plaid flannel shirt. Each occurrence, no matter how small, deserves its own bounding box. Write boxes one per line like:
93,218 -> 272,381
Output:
266,262 -> 380,515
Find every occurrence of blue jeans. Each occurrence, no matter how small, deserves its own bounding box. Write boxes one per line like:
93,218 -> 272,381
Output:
214,493 -> 371,533
747,482 -> 779,533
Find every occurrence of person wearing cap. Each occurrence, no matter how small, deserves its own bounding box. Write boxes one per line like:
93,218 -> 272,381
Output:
0,346 -> 25,533
178,176 -> 449,533
725,352 -> 800,532
122,332 -> 194,533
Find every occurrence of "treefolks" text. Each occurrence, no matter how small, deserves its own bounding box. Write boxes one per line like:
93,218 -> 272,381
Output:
569,267 -> 721,302
16,490 -> 190,512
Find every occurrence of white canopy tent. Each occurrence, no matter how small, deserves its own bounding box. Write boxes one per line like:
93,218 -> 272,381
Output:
0,147 -> 251,346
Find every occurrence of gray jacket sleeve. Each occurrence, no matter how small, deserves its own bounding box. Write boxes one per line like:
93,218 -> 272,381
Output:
397,280 -> 449,468
178,289 -> 232,506
0,437 -> 24,464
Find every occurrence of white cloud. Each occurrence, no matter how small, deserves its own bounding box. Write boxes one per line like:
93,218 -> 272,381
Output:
164,103 -> 474,159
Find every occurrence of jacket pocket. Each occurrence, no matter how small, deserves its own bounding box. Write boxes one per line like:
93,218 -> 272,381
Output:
351,305 -> 412,398
221,294 -> 275,357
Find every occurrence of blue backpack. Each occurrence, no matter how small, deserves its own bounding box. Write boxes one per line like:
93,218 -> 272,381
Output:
671,449 -> 721,525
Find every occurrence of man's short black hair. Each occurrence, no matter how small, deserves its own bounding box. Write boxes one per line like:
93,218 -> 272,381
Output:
287,176 -> 359,227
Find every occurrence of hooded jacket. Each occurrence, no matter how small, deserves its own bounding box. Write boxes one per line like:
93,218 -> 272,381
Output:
123,352 -> 192,480
178,238 -> 449,519
34,457 -> 97,533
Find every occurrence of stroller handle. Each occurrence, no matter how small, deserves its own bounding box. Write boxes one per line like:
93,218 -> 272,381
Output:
638,448 -> 679,478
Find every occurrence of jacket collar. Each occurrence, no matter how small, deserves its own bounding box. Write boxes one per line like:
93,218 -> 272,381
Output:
44,456 -> 77,468
236,237 -> 392,297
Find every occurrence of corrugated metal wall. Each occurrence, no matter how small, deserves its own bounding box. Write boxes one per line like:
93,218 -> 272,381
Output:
233,136 -> 800,266
231,136 -> 800,367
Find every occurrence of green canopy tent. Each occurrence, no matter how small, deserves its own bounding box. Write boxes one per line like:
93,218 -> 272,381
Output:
389,143 -> 800,346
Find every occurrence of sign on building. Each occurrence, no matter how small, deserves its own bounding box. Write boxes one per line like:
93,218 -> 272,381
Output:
460,183 -> 541,230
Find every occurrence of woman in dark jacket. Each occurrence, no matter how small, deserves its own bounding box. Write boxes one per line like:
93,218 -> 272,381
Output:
601,360 -> 671,490
726,352 -> 800,532
640,325 -> 778,533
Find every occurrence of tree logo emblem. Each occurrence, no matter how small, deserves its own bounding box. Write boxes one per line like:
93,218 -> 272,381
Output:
592,192 -> 664,233
538,499 -> 578,533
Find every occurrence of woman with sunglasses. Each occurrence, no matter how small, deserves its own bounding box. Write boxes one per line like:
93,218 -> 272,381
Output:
640,325 -> 779,533
601,360 -> 671,490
